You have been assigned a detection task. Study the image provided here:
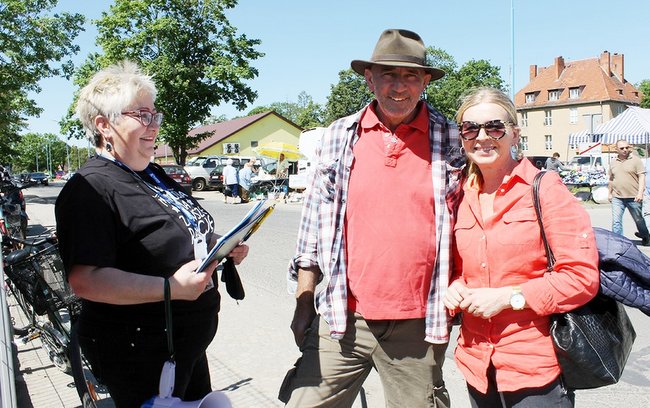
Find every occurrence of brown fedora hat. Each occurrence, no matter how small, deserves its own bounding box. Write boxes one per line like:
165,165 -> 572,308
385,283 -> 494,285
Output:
351,29 -> 445,80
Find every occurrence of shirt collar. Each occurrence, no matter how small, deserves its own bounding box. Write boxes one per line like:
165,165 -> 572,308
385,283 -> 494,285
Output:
359,100 -> 428,133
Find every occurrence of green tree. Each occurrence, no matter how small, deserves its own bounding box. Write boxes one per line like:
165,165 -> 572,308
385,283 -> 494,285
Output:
639,80 -> 650,109
424,48 -> 505,119
245,92 -> 324,128
64,0 -> 263,165
323,69 -> 374,125
12,133 -> 68,173
0,0 -> 84,163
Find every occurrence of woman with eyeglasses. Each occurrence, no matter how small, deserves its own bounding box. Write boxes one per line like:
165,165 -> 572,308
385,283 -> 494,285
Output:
55,61 -> 248,407
443,87 -> 599,407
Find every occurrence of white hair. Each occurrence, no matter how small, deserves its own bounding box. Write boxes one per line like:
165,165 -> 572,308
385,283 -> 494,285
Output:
76,60 -> 157,146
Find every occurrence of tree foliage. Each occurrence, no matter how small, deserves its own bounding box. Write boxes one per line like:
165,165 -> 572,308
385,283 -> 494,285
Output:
0,0 -> 84,164
424,47 -> 505,119
245,91 -> 324,129
323,69 -> 373,125
639,80 -> 650,109
63,0 -> 263,165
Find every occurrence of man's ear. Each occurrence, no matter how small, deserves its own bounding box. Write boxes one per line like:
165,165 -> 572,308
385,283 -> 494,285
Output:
364,68 -> 375,93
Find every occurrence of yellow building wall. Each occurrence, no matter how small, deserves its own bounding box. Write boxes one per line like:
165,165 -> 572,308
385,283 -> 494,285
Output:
190,115 -> 301,159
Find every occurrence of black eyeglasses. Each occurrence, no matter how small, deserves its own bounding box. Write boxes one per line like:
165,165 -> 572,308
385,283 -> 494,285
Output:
618,146 -> 632,150
121,109 -> 163,128
459,119 -> 514,141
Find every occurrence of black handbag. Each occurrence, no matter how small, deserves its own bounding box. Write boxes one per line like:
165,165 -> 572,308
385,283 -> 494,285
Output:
532,171 -> 636,389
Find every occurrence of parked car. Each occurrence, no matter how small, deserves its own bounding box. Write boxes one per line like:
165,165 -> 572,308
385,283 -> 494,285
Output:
526,155 -> 552,170
29,172 -> 49,185
161,164 -> 193,196
208,163 -> 243,192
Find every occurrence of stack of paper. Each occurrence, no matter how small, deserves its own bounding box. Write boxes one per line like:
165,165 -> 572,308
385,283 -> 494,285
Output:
197,200 -> 275,272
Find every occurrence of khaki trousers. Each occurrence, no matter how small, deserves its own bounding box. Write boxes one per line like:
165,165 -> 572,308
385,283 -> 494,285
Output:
279,313 -> 450,408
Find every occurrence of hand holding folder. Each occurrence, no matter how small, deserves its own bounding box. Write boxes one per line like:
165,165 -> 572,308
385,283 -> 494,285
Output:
196,200 -> 275,273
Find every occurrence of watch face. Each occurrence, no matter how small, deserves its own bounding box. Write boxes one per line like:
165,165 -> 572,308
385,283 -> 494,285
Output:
511,293 -> 525,310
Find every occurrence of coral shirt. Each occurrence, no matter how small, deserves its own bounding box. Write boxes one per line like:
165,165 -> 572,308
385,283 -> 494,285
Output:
452,159 -> 599,393
345,102 -> 436,319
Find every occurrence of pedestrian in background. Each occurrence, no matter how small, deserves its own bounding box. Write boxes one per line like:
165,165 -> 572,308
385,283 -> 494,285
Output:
545,152 -> 567,172
222,158 -> 239,204
238,161 -> 253,203
279,29 -> 464,408
608,139 -> 650,245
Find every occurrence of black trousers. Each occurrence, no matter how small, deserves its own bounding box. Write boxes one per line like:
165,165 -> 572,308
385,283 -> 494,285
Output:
77,313 -> 218,407
467,364 -> 574,408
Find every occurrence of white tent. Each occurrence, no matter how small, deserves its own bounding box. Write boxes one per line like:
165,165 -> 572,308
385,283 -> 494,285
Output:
568,129 -> 602,145
597,107 -> 650,144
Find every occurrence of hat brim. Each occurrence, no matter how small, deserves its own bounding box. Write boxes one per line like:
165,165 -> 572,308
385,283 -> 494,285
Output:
351,59 -> 445,81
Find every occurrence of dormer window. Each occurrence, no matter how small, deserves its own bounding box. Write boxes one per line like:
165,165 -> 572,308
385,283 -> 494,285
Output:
548,90 -> 561,101
617,89 -> 623,95
525,93 -> 536,103
569,87 -> 582,99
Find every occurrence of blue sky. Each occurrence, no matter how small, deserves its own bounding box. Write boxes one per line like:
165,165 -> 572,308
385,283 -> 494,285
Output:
27,0 -> 650,145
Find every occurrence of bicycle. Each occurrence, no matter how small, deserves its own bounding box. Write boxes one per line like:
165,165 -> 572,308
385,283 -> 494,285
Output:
0,178 -> 31,248
2,234 -> 113,407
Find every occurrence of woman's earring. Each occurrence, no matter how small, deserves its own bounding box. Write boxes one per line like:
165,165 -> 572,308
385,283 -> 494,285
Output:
105,142 -> 113,152
510,145 -> 518,160
459,146 -> 466,155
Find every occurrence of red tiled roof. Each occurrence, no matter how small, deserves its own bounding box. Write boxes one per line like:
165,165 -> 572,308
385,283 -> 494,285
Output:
515,52 -> 641,108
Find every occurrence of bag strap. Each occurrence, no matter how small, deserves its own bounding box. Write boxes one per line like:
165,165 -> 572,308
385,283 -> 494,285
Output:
532,172 -> 555,270
164,277 -> 175,361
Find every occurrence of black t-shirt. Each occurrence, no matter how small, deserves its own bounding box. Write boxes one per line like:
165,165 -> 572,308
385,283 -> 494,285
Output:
55,156 -> 219,327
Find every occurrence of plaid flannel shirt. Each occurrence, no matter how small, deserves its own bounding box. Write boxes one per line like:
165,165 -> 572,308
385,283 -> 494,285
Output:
288,102 -> 464,343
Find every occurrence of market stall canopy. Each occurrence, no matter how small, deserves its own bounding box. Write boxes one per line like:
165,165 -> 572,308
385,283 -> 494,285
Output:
597,107 -> 650,145
254,142 -> 305,161
568,129 -> 602,145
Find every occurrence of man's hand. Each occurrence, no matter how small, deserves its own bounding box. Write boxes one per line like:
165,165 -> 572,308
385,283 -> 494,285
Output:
290,293 -> 317,347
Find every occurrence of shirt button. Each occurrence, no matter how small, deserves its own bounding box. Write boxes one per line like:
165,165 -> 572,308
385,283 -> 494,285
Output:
480,262 -> 486,268
500,188 -> 505,193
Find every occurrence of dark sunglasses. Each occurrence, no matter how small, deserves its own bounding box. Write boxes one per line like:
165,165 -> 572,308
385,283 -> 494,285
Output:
459,119 -> 514,141
121,109 -> 163,128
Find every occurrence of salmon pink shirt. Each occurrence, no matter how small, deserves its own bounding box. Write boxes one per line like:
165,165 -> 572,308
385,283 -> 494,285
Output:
345,102 -> 437,319
451,159 -> 599,393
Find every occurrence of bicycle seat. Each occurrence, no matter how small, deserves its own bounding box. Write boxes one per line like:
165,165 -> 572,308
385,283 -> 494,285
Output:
4,247 -> 32,265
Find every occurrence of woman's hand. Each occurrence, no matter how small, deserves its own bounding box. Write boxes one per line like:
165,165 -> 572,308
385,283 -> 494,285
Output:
444,280 -> 468,313
169,259 -> 217,301
459,287 -> 512,319
227,243 -> 249,265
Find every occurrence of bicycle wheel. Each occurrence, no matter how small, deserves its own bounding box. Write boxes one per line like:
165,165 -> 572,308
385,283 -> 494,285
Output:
69,322 -> 113,407
39,319 -> 72,374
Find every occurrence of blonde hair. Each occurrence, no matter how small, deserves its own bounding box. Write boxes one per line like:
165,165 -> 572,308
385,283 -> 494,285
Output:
76,60 -> 157,146
455,87 -> 520,189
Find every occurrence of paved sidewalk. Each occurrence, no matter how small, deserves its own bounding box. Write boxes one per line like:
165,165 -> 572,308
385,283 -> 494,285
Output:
11,197 -> 650,408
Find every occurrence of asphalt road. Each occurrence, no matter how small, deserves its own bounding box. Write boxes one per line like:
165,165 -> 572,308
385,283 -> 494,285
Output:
17,182 -> 650,407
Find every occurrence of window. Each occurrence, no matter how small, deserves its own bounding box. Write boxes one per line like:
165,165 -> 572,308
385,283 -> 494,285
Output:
548,90 -> 561,101
544,110 -> 552,126
521,112 -> 528,127
520,136 -> 529,151
525,93 -> 536,103
250,141 -> 258,147
569,108 -> 578,124
615,105 -> 625,116
569,87 -> 582,99
545,135 -> 553,150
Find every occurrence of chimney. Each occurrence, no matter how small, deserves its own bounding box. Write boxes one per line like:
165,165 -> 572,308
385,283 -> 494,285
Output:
529,64 -> 538,81
554,56 -> 565,78
611,53 -> 625,82
599,51 -> 611,77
